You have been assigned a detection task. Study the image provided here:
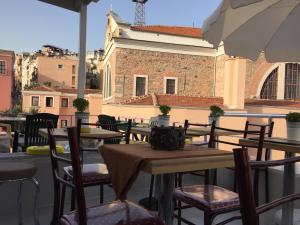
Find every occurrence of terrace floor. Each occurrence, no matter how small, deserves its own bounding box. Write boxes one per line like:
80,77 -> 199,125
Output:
0,146 -> 296,225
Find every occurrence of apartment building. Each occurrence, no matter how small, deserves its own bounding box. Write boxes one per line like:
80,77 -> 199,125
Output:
0,49 -> 14,112
22,85 -> 102,127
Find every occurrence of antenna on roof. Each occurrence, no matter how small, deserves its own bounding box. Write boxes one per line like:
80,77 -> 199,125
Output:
110,4 -> 113,12
132,0 -> 148,26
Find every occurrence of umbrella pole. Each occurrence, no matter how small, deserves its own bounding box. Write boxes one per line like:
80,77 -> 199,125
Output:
77,2 -> 87,98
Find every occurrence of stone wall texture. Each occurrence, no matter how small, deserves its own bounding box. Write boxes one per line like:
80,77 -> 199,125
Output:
112,48 -> 216,101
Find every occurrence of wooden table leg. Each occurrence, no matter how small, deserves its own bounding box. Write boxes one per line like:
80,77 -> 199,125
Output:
156,174 -> 175,225
282,152 -> 295,225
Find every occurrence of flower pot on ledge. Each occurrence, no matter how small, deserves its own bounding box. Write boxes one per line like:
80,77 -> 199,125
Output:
75,112 -> 90,125
157,115 -> 170,127
287,121 -> 300,141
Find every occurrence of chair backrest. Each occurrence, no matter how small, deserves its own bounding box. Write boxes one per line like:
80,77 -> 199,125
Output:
208,120 -> 266,159
98,114 -> 118,131
47,121 -> 74,224
234,147 -> 300,225
244,120 -> 274,161
67,127 -> 87,225
25,113 -> 59,149
244,121 -> 274,139
183,119 -> 211,134
98,114 -> 121,144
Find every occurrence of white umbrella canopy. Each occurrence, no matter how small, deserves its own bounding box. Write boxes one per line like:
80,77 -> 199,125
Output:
203,0 -> 300,62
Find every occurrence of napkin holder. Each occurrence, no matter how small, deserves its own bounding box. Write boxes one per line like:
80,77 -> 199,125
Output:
149,126 -> 185,151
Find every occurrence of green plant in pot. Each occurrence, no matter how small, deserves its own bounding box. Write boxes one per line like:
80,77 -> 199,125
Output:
286,112 -> 300,141
158,105 -> 171,127
73,98 -> 90,129
209,105 -> 224,126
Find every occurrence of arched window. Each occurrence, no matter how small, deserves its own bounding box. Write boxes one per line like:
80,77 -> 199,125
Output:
285,63 -> 300,100
260,67 -> 278,99
103,64 -> 112,99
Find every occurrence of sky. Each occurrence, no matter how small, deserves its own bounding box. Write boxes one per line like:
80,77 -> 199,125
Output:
0,0 -> 221,53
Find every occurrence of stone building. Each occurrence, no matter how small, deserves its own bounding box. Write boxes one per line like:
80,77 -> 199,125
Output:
101,11 -> 217,103
101,11 -> 300,109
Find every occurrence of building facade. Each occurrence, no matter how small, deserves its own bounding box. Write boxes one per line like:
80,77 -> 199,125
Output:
100,11 -> 300,110
101,11 -> 217,104
22,85 -> 102,127
0,49 -> 14,112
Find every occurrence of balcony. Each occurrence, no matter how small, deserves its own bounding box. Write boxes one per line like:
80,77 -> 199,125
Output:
0,111 -> 299,225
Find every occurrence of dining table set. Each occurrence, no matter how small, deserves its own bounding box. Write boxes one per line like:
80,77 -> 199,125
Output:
38,121 -> 300,225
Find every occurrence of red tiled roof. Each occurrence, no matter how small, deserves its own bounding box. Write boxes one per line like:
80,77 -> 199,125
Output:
120,95 -> 300,109
120,94 -> 223,108
245,99 -> 300,108
28,85 -> 101,94
131,25 -> 203,39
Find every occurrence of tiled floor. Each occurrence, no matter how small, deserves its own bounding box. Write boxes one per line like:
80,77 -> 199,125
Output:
0,147 -> 285,225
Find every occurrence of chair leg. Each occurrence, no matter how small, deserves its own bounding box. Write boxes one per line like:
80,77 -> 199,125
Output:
204,213 -> 214,225
177,200 -> 182,225
60,176 -> 67,217
233,174 -> 237,192
100,184 -> 104,204
17,180 -> 23,225
265,168 -> 270,203
31,178 -> 40,225
70,189 -> 76,211
148,175 -> 155,205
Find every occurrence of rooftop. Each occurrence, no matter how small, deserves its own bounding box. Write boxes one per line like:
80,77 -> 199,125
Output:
25,85 -> 101,95
119,95 -> 300,109
131,25 -> 203,39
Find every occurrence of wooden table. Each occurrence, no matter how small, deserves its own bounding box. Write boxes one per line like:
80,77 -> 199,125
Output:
131,127 -> 235,138
39,128 -> 124,140
101,144 -> 234,225
240,137 -> 300,225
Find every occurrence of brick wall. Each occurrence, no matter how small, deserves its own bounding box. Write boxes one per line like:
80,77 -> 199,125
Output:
113,48 -> 215,102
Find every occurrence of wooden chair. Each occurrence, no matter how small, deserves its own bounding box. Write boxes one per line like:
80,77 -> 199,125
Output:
174,121 -> 266,225
50,126 -> 164,225
47,121 -> 111,225
233,147 -> 300,225
98,114 -> 131,144
14,113 -> 59,152
243,121 -> 274,203
177,120 -> 213,188
0,123 -> 13,153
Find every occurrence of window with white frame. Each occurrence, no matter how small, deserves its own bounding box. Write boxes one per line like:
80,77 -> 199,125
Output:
61,98 -> 68,107
0,61 -> 6,74
164,77 -> 177,94
61,120 -> 68,128
285,63 -> 300,100
45,96 -> 54,107
103,64 -> 112,98
31,96 -> 40,107
134,75 -> 148,96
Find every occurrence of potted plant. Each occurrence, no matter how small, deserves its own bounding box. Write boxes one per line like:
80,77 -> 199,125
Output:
158,105 -> 171,127
286,112 -> 300,141
73,98 -> 89,125
209,105 -> 224,126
